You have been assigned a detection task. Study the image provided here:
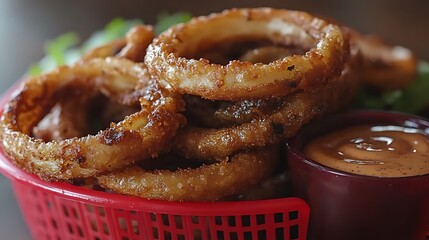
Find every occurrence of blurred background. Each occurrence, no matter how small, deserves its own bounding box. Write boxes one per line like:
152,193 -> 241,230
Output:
0,0 -> 428,238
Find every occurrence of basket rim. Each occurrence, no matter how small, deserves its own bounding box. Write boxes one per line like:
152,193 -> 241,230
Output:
0,80 -> 309,215
0,151 -> 307,214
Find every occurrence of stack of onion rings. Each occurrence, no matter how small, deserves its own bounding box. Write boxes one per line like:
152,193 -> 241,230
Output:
0,8 -> 417,201
173,64 -> 358,160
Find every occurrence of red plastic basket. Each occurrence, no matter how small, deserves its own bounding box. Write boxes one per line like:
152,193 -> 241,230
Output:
0,85 -> 310,240
0,149 -> 309,240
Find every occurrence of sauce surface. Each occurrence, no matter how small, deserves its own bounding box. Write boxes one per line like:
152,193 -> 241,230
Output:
304,124 -> 429,177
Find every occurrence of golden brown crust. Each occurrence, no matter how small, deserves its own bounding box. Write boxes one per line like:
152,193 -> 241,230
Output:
173,63 -> 359,160
145,8 -> 350,100
0,58 -> 185,180
97,147 -> 279,202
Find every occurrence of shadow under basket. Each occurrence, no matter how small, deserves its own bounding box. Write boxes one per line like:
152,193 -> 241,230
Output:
0,149 -> 309,240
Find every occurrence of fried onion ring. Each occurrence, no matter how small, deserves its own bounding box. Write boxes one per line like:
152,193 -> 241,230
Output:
351,33 -> 417,89
0,57 -> 185,180
116,25 -> 155,62
82,39 -> 126,60
173,63 -> 358,160
83,24 -> 154,63
145,8 -> 349,100
97,147 -> 279,201
91,57 -> 153,105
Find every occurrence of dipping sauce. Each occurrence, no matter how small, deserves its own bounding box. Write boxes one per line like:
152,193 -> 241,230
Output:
304,124 -> 429,177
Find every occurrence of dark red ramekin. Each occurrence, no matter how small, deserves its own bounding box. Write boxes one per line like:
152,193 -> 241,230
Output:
287,110 -> 429,240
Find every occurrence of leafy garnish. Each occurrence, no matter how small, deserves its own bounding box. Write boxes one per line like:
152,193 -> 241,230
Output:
82,18 -> 142,53
354,61 -> 429,114
28,32 -> 80,76
154,12 -> 192,35
27,13 -> 192,76
391,62 -> 429,113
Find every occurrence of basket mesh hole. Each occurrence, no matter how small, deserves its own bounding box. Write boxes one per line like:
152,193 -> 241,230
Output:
97,207 -> 106,217
164,231 -> 172,240
122,237 -> 129,240
51,219 -> 58,229
290,224 -> 299,239
90,219 -> 98,232
216,231 -> 224,239
151,227 -> 158,238
67,223 -> 74,234
118,217 -> 127,231
274,213 -> 283,223
86,205 -> 94,213
228,216 -> 236,226
289,210 -> 298,220
102,222 -> 109,234
258,230 -> 267,240
215,216 -> 222,225
77,226 -> 84,237
241,215 -> 251,227
178,234 -> 185,240
244,231 -> 252,239
256,214 -> 265,225
131,219 -> 139,235
162,214 -> 170,226
62,205 -> 69,217
276,227 -> 284,239
149,213 -> 156,221
72,207 -> 79,219
174,215 -> 183,229
130,210 -> 137,216
192,216 -> 200,224
194,229 -> 202,239
230,232 -> 238,240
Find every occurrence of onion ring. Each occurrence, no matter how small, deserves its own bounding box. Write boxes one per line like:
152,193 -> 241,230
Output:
82,39 -> 126,60
145,8 -> 349,100
351,32 -> 417,90
97,147 -> 279,201
0,57 -> 185,180
116,25 -> 155,62
173,63 -> 358,160
91,57 -> 153,105
83,24 -> 154,63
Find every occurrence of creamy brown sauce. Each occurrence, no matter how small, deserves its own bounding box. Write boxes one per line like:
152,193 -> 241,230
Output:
304,124 -> 429,177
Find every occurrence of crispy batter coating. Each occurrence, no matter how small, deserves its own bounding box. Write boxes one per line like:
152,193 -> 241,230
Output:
145,8 -> 350,100
0,58 -> 185,180
173,64 -> 358,160
97,147 -> 279,201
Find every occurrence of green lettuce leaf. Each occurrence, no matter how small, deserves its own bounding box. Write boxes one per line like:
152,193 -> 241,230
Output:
354,61 -> 429,114
27,13 -> 191,76
154,12 -> 192,35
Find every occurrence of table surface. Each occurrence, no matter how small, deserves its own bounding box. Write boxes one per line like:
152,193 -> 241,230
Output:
0,1 -> 428,239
